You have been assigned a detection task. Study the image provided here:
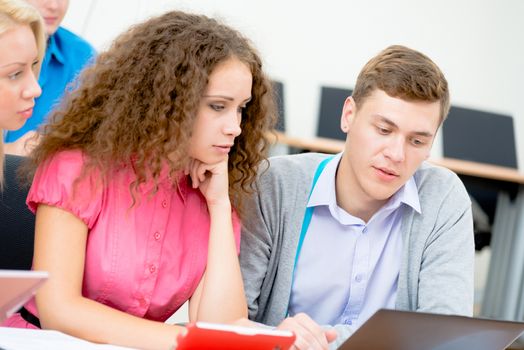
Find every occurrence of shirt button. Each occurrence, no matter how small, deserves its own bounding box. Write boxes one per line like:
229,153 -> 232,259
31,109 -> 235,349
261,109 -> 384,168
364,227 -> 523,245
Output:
362,227 -> 368,234
154,232 -> 161,240
149,264 -> 156,273
161,200 -> 167,208
344,319 -> 352,325
355,274 -> 363,283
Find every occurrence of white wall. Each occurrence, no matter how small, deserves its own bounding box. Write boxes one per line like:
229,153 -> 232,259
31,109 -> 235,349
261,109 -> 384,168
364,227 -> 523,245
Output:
63,0 -> 524,165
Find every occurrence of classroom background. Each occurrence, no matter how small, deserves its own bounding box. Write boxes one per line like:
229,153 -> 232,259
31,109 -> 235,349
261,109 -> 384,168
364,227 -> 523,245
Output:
65,0 -> 524,164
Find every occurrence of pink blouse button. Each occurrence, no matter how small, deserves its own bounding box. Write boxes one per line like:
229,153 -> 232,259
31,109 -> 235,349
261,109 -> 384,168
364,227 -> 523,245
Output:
154,232 -> 161,240
161,200 -> 167,208
149,265 -> 157,273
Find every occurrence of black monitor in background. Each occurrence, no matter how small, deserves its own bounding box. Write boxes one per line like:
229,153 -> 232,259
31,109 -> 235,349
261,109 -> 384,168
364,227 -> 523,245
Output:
442,106 -> 517,250
272,81 -> 285,132
443,106 -> 517,169
317,86 -> 353,140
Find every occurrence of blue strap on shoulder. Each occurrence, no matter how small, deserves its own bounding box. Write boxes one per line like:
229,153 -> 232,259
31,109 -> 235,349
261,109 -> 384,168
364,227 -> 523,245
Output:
293,156 -> 334,268
285,156 -> 334,318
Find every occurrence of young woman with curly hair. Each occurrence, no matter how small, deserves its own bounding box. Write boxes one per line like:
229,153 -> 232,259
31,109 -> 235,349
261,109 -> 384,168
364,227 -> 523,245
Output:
3,10 -> 276,350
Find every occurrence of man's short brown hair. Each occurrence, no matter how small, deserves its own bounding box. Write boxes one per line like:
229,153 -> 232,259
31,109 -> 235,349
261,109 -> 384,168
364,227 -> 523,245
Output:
352,45 -> 450,123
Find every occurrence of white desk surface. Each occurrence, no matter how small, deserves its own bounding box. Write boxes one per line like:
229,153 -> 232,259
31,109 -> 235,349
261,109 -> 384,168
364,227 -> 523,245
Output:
0,327 -> 135,350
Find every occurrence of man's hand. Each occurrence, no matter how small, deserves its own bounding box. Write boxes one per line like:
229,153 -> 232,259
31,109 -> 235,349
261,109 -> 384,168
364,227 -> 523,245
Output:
277,313 -> 337,350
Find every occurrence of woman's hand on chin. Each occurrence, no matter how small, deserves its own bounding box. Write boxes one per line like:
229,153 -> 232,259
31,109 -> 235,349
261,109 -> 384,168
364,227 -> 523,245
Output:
184,157 -> 230,207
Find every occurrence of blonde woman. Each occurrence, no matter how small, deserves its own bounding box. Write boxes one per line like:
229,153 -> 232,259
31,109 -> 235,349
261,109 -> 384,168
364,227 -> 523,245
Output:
0,0 -> 45,187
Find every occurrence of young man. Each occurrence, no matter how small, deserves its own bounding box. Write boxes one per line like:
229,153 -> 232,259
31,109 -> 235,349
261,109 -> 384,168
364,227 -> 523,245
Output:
240,45 -> 474,349
4,0 -> 95,154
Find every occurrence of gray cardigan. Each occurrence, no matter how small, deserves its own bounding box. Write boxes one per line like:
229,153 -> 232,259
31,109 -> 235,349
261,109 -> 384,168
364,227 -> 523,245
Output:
239,153 -> 474,348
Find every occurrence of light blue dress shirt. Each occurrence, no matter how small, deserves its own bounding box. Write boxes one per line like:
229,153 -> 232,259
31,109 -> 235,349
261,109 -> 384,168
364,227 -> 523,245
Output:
288,153 -> 421,329
5,27 -> 96,142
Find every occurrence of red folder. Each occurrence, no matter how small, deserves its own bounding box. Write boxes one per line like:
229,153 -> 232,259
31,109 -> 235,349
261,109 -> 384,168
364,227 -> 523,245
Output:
176,322 -> 295,350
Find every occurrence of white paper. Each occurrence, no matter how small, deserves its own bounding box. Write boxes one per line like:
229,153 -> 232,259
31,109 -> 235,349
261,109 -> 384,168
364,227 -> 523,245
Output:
0,327 -> 137,350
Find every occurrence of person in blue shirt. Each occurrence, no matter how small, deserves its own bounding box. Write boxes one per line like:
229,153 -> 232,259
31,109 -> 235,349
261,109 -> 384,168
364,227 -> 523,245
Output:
4,0 -> 95,155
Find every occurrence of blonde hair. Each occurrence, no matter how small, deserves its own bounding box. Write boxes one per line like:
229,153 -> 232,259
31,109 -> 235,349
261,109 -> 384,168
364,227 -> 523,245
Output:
0,0 -> 46,189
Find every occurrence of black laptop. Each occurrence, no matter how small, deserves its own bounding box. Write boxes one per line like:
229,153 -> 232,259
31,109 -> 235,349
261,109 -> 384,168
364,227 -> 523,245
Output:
338,309 -> 524,350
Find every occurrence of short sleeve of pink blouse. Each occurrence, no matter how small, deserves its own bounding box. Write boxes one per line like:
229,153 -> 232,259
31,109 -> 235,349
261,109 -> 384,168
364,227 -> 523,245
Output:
27,150 -> 103,229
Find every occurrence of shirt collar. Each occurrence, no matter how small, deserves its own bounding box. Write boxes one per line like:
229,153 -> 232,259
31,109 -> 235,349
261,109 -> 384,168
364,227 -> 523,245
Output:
158,169 -> 188,204
175,174 -> 188,203
46,31 -> 65,65
307,153 -> 341,208
132,163 -> 188,204
382,175 -> 421,214
307,152 -> 421,214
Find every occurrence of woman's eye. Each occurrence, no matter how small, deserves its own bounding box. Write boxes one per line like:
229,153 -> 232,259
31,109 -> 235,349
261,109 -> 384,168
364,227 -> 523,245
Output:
237,106 -> 246,114
210,104 -> 224,111
8,71 -> 22,80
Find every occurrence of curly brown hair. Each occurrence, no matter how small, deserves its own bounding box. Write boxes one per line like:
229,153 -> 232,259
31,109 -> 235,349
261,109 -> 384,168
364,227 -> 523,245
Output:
27,10 -> 276,210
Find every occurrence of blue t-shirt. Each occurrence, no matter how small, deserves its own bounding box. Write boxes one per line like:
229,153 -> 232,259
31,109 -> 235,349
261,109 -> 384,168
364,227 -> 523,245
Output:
5,27 -> 96,142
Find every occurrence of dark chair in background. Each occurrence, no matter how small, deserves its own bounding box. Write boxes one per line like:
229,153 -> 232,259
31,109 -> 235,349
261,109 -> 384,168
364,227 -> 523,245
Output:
316,86 -> 353,140
0,155 -> 35,270
442,106 -> 518,250
272,81 -> 286,132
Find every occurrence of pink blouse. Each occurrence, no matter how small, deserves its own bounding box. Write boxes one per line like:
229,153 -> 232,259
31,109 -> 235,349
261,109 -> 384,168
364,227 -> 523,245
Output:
4,150 -> 240,327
